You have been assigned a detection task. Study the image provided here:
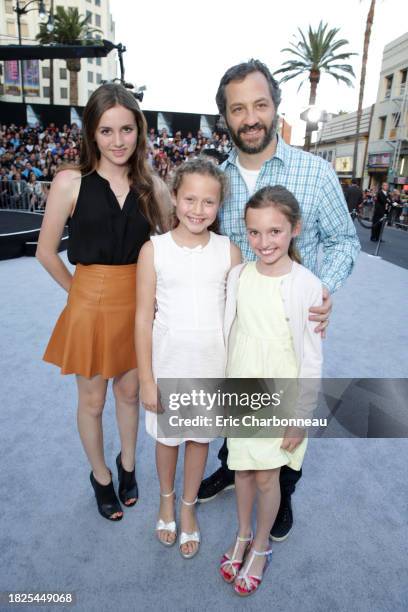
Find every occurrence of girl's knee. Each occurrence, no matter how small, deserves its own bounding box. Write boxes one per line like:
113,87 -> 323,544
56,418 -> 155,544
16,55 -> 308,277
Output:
78,390 -> 106,417
185,440 -> 208,449
255,469 -> 280,493
113,378 -> 138,405
235,469 -> 254,481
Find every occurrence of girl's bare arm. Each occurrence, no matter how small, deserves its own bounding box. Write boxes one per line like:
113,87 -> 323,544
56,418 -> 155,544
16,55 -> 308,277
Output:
230,242 -> 242,268
36,169 -> 80,292
135,241 -> 159,412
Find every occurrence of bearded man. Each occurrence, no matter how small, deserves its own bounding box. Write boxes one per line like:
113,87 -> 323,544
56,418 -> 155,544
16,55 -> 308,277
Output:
198,59 -> 360,542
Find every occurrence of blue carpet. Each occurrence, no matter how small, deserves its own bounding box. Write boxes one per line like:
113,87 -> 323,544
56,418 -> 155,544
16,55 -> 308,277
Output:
0,252 -> 407,612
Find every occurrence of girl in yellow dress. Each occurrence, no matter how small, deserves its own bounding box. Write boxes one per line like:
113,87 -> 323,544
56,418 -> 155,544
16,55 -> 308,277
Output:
220,185 -> 323,596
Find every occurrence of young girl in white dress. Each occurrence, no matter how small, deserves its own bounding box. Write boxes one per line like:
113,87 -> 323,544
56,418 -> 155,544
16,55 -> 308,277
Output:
136,158 -> 241,558
220,185 -> 322,596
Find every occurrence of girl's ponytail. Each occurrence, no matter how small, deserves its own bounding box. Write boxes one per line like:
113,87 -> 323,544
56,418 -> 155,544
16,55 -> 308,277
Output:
288,239 -> 302,264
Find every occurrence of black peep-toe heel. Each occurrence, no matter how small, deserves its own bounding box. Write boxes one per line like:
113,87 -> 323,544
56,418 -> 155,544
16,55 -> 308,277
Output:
116,452 -> 138,507
90,471 -> 123,521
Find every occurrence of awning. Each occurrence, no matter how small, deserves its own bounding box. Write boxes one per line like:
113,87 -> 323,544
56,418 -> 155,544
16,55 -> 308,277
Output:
0,40 -> 115,61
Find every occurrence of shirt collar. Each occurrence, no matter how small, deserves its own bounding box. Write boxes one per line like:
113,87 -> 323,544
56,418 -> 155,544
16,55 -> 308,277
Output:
226,134 -> 288,169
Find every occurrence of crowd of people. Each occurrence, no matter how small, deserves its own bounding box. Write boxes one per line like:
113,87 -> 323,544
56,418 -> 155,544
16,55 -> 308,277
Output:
2,120 -> 407,231
147,128 -> 231,179
0,122 -> 80,209
343,180 -> 408,226
0,122 -> 231,209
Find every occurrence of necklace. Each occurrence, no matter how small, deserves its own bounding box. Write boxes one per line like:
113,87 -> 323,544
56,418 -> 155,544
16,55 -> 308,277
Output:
97,169 -> 128,198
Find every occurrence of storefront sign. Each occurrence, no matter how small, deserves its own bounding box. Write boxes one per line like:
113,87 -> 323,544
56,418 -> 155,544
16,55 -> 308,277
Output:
335,157 -> 352,172
368,153 -> 391,168
23,60 -> 40,97
3,60 -> 40,97
4,60 -> 20,96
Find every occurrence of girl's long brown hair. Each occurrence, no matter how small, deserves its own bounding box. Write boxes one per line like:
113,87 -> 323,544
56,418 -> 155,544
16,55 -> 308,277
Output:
60,83 -> 164,233
244,185 -> 302,263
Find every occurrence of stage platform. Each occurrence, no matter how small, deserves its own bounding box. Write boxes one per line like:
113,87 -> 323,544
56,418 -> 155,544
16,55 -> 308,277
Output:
0,210 -> 67,260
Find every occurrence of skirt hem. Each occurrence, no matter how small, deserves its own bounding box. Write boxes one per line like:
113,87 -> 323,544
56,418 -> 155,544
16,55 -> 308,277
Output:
227,458 -> 302,471
43,355 -> 137,380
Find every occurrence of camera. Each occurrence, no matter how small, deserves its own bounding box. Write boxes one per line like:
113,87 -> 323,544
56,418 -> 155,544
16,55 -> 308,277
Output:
100,44 -> 145,102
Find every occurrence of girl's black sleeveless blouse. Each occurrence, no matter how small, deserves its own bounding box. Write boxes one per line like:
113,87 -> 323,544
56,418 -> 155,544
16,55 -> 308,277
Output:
67,171 -> 151,265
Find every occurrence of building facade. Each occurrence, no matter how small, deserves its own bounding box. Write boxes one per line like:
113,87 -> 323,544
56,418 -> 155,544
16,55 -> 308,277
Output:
314,107 -> 373,185
313,32 -> 408,190
0,0 -> 116,107
366,32 -> 408,190
278,116 -> 292,145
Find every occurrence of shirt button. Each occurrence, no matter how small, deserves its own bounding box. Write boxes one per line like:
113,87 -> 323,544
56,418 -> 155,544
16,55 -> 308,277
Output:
285,317 -> 290,321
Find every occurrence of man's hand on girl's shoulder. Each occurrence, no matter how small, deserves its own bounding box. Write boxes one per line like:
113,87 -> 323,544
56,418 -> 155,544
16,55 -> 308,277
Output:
309,287 -> 332,339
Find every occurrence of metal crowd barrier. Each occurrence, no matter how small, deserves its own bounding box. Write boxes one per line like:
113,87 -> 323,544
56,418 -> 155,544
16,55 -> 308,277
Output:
361,205 -> 374,221
0,180 -> 51,212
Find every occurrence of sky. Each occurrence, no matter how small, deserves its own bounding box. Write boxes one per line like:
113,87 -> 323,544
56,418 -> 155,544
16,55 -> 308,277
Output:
111,0 -> 408,145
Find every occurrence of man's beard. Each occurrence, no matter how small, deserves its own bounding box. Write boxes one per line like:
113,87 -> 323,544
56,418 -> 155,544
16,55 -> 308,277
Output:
227,116 -> 278,155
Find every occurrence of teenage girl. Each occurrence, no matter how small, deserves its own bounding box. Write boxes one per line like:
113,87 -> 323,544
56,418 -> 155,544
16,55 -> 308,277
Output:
220,185 -> 322,596
135,158 -> 241,558
37,83 -> 169,522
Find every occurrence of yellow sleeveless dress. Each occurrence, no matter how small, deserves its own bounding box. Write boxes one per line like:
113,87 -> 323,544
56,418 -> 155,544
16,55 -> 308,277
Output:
227,262 -> 307,471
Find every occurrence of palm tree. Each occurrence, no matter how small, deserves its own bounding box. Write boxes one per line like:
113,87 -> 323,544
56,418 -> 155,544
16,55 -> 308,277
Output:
351,0 -> 376,181
37,6 -> 100,106
274,21 -> 356,151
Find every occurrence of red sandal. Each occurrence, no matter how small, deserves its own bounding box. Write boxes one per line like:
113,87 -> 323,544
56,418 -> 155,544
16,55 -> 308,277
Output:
233,548 -> 272,596
219,533 -> 253,583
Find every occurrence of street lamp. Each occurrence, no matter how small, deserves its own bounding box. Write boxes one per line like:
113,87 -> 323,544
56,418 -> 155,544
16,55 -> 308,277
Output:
46,13 -> 54,33
313,112 -> 330,156
300,106 -> 329,151
307,107 -> 323,125
14,0 -> 53,105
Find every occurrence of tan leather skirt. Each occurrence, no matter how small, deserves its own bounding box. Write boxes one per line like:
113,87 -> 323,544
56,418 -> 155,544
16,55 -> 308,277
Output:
43,263 -> 137,379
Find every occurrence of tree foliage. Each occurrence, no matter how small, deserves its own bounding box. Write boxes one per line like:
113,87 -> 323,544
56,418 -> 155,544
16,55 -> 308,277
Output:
36,7 -> 101,106
274,21 -> 356,95
274,21 -> 356,149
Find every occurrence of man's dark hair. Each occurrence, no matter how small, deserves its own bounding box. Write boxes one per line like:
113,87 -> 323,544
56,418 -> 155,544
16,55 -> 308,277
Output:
215,59 -> 281,116
199,148 -> 226,164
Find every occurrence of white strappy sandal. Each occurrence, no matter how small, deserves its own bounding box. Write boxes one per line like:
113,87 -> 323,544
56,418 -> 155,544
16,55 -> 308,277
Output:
219,533 -> 253,583
234,548 -> 272,596
179,496 -> 200,559
155,489 -> 177,547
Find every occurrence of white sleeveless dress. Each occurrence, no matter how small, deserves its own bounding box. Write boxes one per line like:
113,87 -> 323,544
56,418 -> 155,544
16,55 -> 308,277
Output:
145,231 -> 231,446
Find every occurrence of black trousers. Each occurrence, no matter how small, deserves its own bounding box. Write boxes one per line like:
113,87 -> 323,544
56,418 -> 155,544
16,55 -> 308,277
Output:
218,438 -> 302,497
371,215 -> 383,241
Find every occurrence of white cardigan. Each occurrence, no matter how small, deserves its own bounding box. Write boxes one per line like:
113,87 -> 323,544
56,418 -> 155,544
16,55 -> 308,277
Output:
223,261 -> 323,417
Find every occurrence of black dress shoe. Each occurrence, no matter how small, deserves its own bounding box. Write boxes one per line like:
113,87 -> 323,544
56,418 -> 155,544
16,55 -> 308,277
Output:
197,467 -> 235,503
116,453 -> 138,507
90,471 -> 123,521
270,495 -> 293,541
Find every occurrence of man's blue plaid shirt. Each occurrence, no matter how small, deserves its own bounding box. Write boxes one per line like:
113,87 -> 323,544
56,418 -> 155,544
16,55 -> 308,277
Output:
219,136 -> 360,293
